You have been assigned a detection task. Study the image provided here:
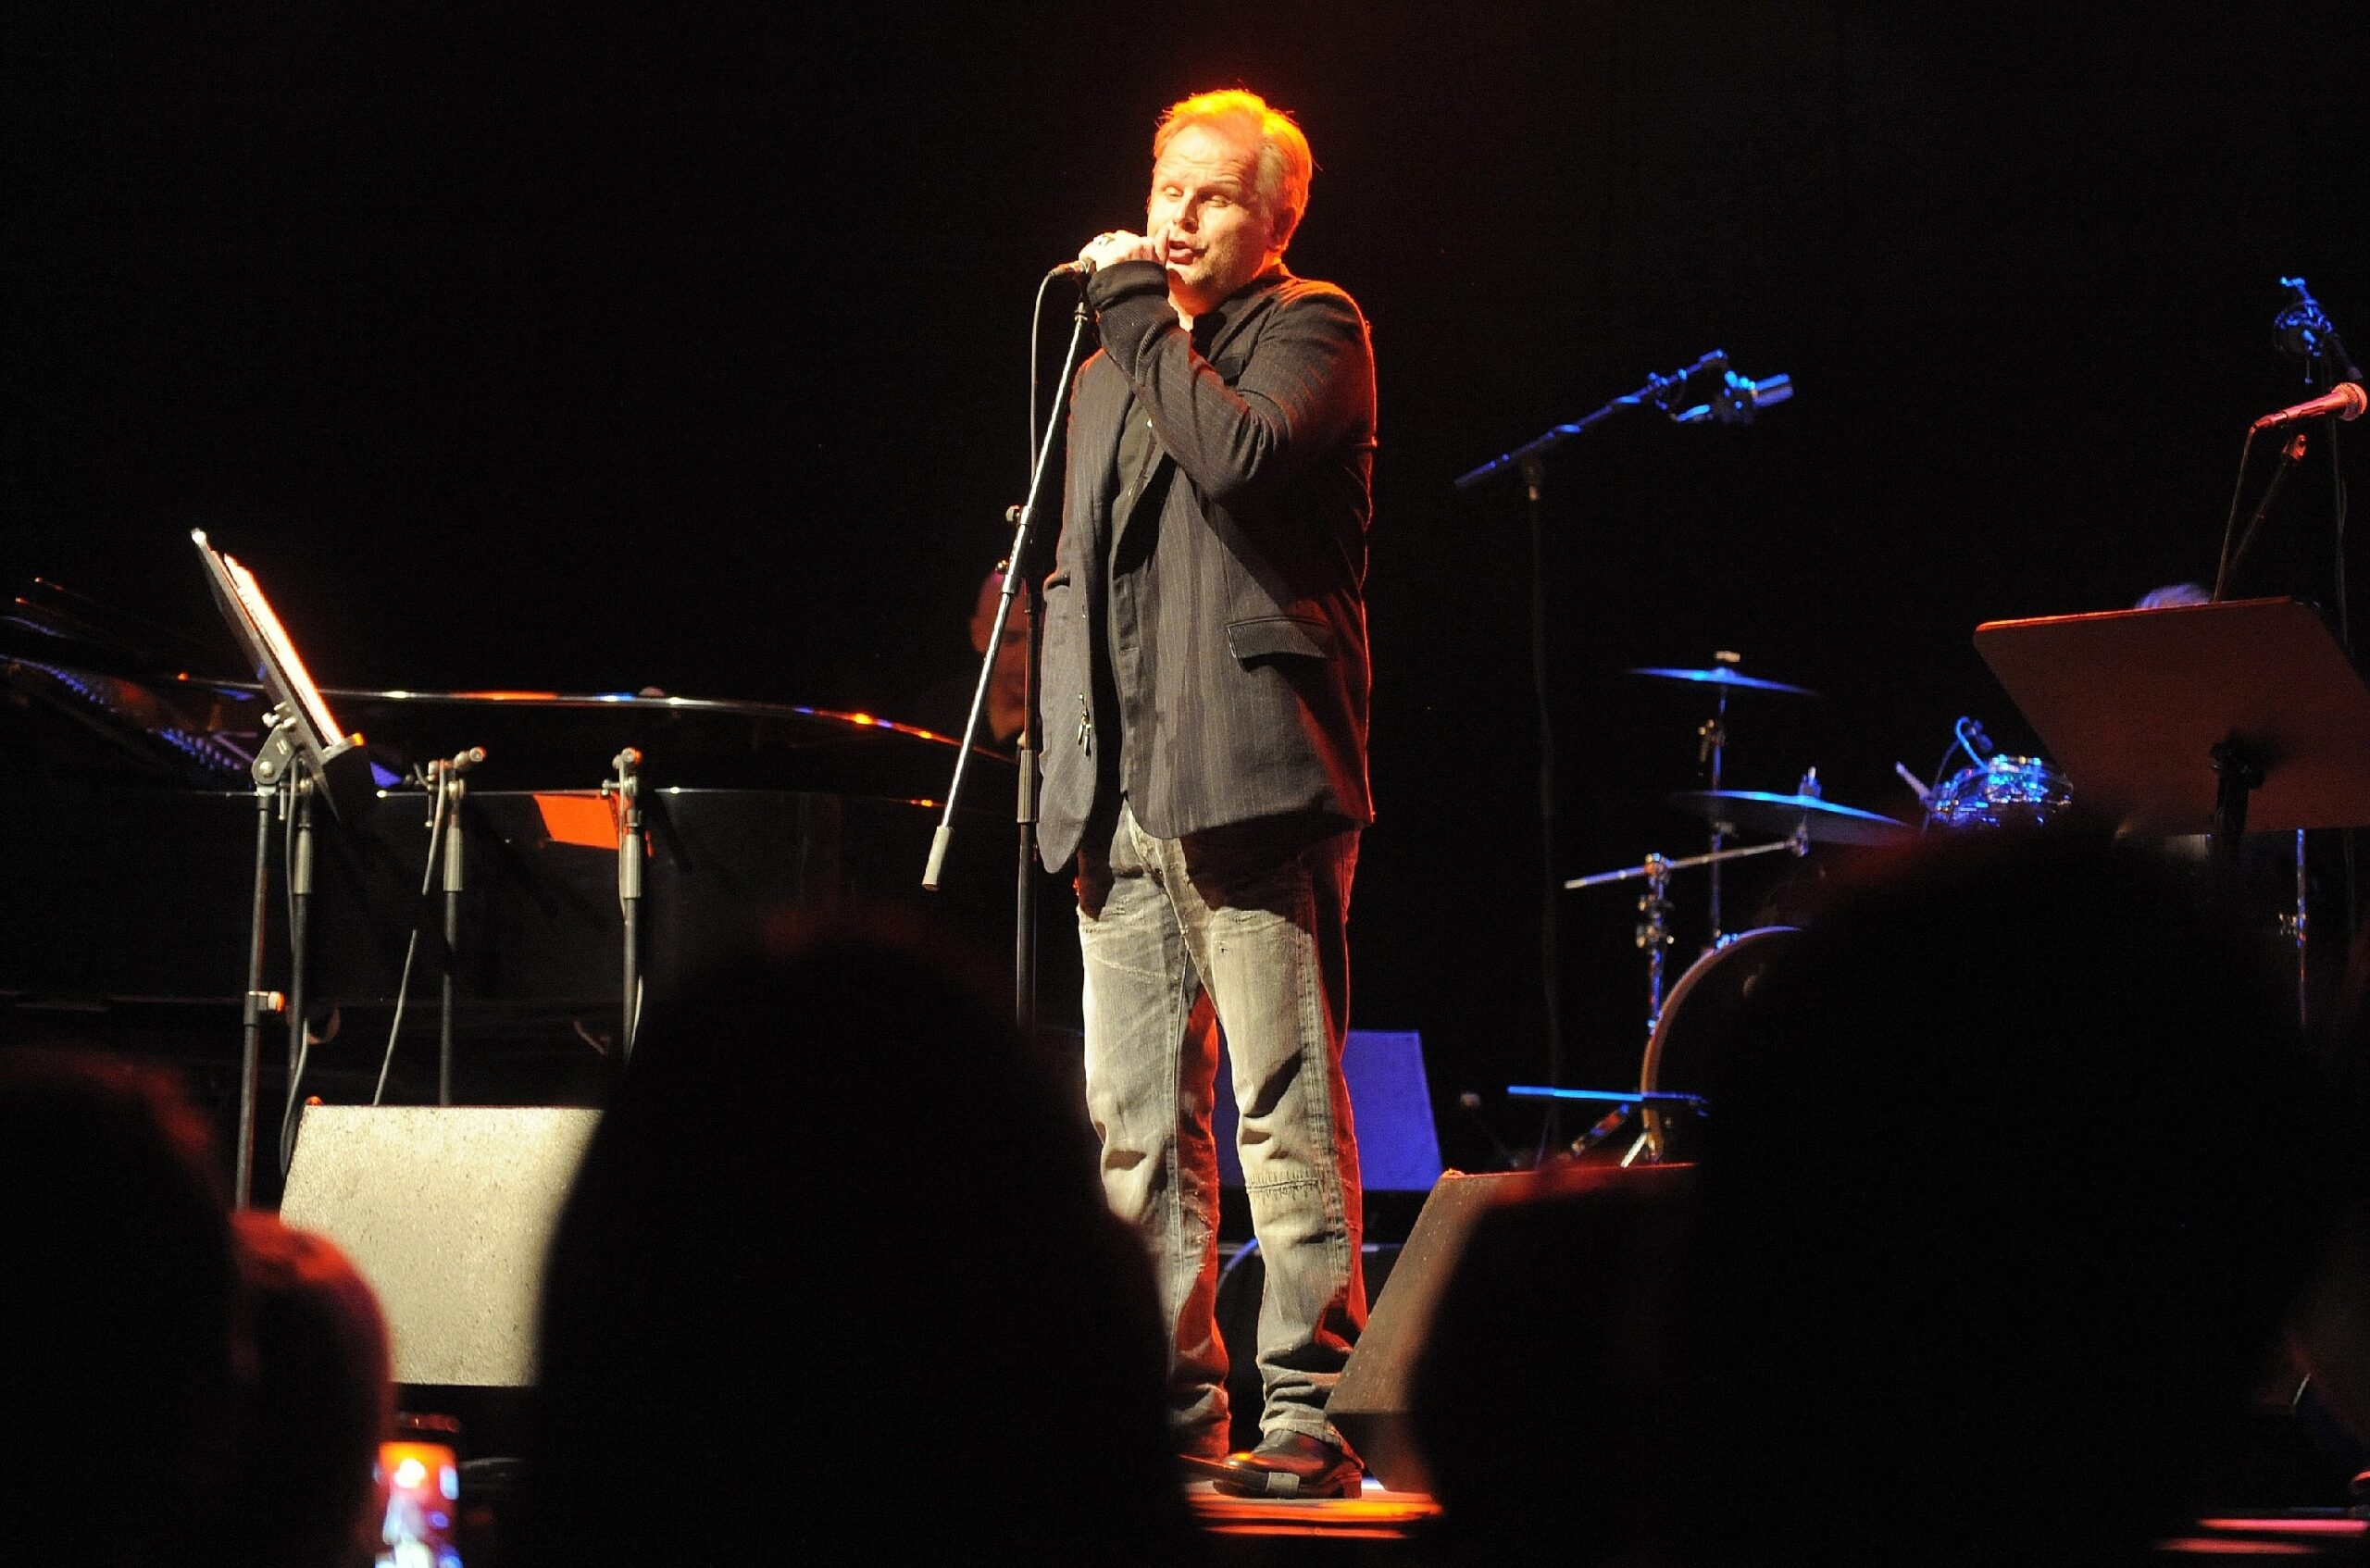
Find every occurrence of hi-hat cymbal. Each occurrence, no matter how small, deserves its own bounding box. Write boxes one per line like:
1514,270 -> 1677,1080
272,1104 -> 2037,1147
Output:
1669,788 -> 1910,846
1628,666 -> 1818,696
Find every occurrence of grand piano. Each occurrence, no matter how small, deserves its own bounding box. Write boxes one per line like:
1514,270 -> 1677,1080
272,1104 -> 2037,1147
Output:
1,578 -> 1055,1136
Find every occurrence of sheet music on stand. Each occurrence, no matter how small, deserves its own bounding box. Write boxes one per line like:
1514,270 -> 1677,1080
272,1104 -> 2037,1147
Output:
190,529 -> 369,807
1974,597 -> 2370,845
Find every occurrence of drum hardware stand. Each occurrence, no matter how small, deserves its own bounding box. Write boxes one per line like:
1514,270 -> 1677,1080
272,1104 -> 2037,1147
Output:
1504,1083 -> 1710,1166
1567,828 -> 1809,1043
924,268 -> 1094,1043
2289,827 -> 2310,1027
601,747 -> 644,1064
1573,833 -> 1810,1179
1698,651 -> 1740,944
1635,858 -> 1678,1037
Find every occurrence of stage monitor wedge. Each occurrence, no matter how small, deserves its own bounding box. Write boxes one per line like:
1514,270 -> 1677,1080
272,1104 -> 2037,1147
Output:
281,1105 -> 598,1387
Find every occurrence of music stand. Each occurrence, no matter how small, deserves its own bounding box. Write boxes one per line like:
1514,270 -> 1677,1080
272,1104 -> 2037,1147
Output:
191,530 -> 371,1205
1973,598 -> 2370,865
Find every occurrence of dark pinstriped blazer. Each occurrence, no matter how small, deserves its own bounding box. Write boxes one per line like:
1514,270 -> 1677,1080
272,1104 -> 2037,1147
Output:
1037,259 -> 1377,872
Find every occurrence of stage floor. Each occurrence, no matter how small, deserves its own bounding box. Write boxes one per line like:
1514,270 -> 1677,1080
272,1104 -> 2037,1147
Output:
1181,1484 -> 2367,1562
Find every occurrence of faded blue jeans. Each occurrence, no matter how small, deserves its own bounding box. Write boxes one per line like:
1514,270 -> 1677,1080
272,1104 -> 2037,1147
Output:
1078,800 -> 1366,1459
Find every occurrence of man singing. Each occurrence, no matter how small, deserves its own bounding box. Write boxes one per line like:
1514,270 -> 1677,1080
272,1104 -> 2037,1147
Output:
1042,89 -> 1376,1499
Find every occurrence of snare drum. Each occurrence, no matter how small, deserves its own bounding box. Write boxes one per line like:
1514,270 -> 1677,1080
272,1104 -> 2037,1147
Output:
1926,754 -> 2073,830
1639,926 -> 1800,1160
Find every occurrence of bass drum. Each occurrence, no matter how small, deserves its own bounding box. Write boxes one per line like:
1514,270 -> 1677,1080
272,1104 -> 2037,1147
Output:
1639,926 -> 1801,1160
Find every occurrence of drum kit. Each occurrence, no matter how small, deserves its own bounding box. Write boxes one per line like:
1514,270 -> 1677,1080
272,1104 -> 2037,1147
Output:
1530,653 -> 2076,1164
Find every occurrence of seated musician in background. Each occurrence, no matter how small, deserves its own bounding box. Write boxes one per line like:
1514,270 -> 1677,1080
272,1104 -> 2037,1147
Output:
967,564 -> 1032,748
920,563 -> 1032,751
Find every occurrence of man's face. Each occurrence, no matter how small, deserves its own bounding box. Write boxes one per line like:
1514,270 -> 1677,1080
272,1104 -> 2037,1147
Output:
1147,118 -> 1281,317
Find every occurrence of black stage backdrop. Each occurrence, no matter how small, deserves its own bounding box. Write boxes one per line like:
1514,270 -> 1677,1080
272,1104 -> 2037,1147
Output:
10,5 -> 2367,1166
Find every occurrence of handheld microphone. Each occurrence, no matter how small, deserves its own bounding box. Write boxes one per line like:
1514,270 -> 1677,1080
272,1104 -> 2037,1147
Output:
1050,257 -> 1098,279
2251,380 -> 2367,433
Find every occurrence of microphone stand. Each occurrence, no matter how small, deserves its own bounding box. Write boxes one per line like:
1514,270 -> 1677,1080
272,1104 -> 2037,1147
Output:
2214,430 -> 2313,601
274,770 -> 316,1178
1453,350 -> 1736,1156
602,748 -> 643,1066
924,270 -> 1096,1042
233,707 -> 298,1208
429,750 -> 483,1105
1015,564 -> 1046,1039
2267,276 -> 2361,1008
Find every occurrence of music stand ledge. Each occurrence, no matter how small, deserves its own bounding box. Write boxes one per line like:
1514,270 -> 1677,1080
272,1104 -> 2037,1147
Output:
1973,598 -> 2370,861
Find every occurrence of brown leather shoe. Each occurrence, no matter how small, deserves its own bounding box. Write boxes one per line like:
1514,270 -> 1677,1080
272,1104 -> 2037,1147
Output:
1210,1431 -> 1363,1499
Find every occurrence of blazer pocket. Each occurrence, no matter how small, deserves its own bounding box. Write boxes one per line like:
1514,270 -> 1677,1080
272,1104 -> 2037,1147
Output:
1226,615 -> 1334,665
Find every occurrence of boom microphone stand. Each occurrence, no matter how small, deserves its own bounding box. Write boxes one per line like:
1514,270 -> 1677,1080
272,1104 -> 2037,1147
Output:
923,266 -> 1097,1041
1453,352 -> 1791,1154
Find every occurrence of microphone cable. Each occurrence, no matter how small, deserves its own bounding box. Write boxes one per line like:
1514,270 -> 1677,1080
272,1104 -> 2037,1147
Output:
371,770 -> 451,1106
1030,267 -> 1063,473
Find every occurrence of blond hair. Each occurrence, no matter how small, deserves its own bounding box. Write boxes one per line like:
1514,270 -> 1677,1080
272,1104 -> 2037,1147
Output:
1152,89 -> 1316,250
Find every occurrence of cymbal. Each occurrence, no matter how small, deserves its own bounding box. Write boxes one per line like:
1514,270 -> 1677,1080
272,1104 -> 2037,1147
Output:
1627,666 -> 1818,696
1668,788 -> 1910,846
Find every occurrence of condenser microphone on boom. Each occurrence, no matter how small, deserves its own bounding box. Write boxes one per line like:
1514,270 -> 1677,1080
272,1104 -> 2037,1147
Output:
2251,380 -> 2367,433
1674,367 -> 1795,425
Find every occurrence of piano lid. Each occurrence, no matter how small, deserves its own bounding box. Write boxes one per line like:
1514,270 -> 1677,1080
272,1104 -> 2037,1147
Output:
309,684 -> 1012,799
6,577 -> 1013,799
5,659 -> 1013,800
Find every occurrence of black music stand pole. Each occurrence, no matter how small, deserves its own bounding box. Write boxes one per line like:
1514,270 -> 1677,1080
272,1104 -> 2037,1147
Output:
275,772 -> 316,1177
234,720 -> 293,1209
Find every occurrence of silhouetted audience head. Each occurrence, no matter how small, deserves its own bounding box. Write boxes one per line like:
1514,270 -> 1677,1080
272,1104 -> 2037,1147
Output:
231,1211 -> 393,1568
1411,830 -> 2347,1565
517,912 -> 1199,1565
1673,829 -> 2342,1564
1407,1160 -> 1700,1563
0,1046 -> 243,1566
